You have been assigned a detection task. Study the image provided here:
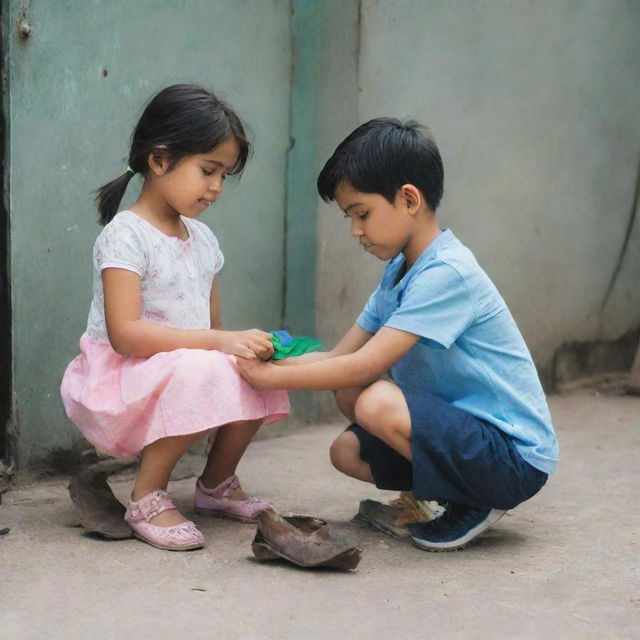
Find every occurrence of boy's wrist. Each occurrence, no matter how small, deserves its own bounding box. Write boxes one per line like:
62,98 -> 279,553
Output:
272,363 -> 291,387
274,351 -> 329,366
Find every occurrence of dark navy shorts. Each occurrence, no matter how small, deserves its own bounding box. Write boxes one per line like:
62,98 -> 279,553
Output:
347,387 -> 548,511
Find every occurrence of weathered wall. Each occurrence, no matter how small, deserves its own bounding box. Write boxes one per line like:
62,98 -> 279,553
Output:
4,0 -> 293,464
4,0 -> 639,463
315,0 -> 640,394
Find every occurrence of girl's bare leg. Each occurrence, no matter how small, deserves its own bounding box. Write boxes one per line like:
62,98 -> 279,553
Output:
132,431 -> 206,526
199,419 -> 263,500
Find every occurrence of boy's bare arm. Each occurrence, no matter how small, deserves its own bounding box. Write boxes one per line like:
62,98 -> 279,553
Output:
238,326 -> 420,390
275,324 -> 372,366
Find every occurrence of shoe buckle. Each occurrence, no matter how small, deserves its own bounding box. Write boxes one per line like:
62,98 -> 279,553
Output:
139,498 -> 161,520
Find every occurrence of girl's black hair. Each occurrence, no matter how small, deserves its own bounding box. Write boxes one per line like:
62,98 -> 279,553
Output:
317,117 -> 444,211
96,84 -> 251,225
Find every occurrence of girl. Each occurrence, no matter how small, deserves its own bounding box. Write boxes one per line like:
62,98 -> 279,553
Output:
61,84 -> 289,551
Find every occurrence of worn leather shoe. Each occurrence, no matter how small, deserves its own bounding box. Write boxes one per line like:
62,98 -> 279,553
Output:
252,509 -> 362,570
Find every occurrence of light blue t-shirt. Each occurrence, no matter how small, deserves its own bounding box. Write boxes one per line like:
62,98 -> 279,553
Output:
357,229 -> 558,475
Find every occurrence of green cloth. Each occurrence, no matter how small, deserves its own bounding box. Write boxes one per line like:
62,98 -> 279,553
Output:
270,330 -> 323,360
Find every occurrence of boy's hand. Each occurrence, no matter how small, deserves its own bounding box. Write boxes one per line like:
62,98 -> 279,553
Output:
236,357 -> 280,389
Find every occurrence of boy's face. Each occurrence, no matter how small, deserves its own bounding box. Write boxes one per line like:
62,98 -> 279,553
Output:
335,181 -> 416,261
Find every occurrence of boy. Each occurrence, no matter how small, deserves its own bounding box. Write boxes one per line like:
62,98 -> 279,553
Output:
238,118 -> 558,551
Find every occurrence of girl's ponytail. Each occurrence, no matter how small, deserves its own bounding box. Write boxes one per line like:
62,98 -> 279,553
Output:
95,170 -> 135,226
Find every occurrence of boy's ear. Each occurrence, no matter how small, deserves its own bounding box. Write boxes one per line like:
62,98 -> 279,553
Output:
399,184 -> 422,215
148,145 -> 171,176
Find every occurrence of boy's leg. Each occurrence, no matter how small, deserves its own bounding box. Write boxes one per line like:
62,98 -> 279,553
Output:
332,384 -> 428,537
353,379 -> 546,510
335,386 -> 365,423
331,381 -> 411,484
330,381 -> 414,493
390,386 -> 547,551
345,381 -> 547,550
353,380 -> 413,461
329,430 -> 375,483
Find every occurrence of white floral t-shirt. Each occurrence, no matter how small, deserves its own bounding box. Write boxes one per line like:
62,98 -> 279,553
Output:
86,210 -> 224,343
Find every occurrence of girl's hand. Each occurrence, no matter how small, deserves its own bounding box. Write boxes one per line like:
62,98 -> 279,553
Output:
218,329 -> 274,360
236,357 -> 280,390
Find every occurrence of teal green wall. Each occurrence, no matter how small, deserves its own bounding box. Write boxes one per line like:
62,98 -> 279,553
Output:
4,1 -> 295,464
284,0 -> 324,337
281,1 -> 327,422
5,0 -> 639,464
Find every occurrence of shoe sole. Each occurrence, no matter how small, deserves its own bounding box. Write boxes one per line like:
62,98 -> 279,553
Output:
351,512 -> 410,539
411,510 -> 507,552
133,532 -> 204,551
194,507 -> 258,524
252,540 -> 361,570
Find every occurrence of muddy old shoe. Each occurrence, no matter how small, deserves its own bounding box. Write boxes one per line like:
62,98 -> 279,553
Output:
68,457 -> 138,540
353,493 -> 442,539
252,510 -> 362,570
352,499 -> 411,538
125,490 -> 204,551
194,475 -> 271,523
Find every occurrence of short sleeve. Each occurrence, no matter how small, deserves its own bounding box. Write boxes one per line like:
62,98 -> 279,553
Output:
189,219 -> 224,275
385,262 -> 475,349
94,219 -> 147,276
210,231 -> 224,275
356,285 -> 383,334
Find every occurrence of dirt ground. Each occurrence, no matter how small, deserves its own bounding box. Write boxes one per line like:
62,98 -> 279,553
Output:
1,392 -> 638,640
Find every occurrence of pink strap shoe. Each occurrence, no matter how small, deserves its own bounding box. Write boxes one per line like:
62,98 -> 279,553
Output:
125,490 -> 204,551
194,475 -> 272,523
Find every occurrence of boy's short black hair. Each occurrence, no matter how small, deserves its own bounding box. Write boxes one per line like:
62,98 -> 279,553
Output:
317,117 -> 444,211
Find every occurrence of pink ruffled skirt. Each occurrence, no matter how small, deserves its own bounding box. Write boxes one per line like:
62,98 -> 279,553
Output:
60,333 -> 290,457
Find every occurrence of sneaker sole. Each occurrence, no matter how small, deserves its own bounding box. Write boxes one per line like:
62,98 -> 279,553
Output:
411,509 -> 507,552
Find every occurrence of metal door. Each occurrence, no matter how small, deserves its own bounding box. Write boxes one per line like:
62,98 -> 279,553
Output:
3,0 -> 293,464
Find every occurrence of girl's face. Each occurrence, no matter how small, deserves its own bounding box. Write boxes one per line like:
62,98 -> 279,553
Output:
155,136 -> 240,218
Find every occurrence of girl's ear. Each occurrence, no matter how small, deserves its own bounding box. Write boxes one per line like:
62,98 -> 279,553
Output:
400,184 -> 422,215
148,146 -> 170,176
